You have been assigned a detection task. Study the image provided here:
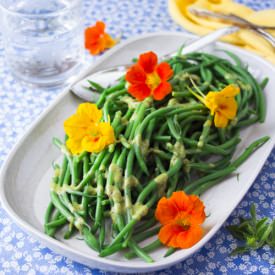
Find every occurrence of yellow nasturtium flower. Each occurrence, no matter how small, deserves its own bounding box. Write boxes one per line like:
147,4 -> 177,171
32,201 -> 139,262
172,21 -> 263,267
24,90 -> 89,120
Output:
204,84 -> 240,128
188,83 -> 240,128
64,103 -> 115,154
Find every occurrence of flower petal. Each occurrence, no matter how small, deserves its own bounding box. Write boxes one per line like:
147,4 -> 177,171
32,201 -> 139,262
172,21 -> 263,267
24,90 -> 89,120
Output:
219,84 -> 240,97
85,27 -> 101,49
88,40 -> 105,55
138,51 -> 158,73
95,21 -> 105,33
204,92 -> 218,115
82,121 -> 115,153
188,195 -> 206,224
64,114 -> 89,140
82,135 -> 105,153
216,97 -> 238,119
66,138 -> 83,155
125,65 -> 146,84
77,103 -> 102,123
152,82 -> 172,100
103,33 -> 116,49
97,122 -> 116,144
175,224 -> 203,249
158,223 -> 182,247
169,191 -> 191,212
128,83 -> 151,101
156,62 -> 174,81
155,197 -> 178,225
214,111 -> 229,128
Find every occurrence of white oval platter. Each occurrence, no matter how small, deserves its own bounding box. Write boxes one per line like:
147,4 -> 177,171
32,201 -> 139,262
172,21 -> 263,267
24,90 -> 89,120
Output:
0,32 -> 275,273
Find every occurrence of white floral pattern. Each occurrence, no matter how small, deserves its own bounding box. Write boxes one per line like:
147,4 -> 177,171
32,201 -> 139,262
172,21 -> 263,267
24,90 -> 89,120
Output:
0,0 -> 275,274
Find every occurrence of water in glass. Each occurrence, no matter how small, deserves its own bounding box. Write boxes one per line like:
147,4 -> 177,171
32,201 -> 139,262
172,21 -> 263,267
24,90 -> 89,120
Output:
1,0 -> 84,86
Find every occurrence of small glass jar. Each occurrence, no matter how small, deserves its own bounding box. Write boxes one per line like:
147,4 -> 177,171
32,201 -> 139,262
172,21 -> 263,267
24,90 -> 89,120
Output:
0,0 -> 84,87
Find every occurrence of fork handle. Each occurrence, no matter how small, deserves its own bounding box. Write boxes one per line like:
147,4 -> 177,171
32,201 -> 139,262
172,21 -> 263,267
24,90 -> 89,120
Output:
180,26 -> 239,55
254,28 -> 275,49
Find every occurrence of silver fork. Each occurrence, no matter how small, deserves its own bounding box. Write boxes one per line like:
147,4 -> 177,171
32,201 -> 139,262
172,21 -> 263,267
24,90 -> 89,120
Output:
71,26 -> 239,101
189,8 -> 275,48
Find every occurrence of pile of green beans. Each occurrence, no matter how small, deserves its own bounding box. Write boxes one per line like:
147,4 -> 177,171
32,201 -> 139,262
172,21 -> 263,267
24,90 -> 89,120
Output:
44,50 -> 269,262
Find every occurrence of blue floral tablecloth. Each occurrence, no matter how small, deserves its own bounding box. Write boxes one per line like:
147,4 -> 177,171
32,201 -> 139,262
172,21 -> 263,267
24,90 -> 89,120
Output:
0,0 -> 274,274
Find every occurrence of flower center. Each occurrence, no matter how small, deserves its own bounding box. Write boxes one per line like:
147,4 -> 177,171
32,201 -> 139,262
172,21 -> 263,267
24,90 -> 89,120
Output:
176,218 -> 191,231
86,125 -> 100,140
146,71 -> 161,91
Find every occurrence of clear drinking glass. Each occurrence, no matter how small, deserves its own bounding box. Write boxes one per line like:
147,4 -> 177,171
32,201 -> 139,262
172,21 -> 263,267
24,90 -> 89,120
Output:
0,0 -> 84,87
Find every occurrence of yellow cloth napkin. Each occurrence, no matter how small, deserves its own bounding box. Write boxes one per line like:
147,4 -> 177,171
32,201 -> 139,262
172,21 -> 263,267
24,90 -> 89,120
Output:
168,0 -> 275,64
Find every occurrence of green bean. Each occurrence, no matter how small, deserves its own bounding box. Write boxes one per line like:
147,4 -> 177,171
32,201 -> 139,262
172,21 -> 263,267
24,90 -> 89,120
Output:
99,219 -> 106,249
164,247 -> 177,257
133,226 -> 161,243
218,128 -> 226,143
260,77 -> 269,90
229,65 -> 266,122
167,173 -> 180,197
64,225 -> 75,239
44,202 -> 56,236
189,136 -> 269,194
99,243 -> 124,257
46,216 -> 67,228
167,116 -> 181,141
236,116 -> 258,128
173,63 -> 183,74
184,166 -> 236,194
124,149 -> 135,222
180,115 -> 206,129
153,149 -> 172,160
137,160 -> 182,204
182,59 -> 218,73
75,150 -> 106,190
145,116 -> 156,141
58,157 -> 68,186
103,89 -> 127,122
135,218 -> 157,234
50,191 -> 74,223
125,240 -> 161,259
82,226 -> 100,252
93,172 -> 105,231
154,155 -> 166,173
153,135 -> 171,142
222,50 -> 243,67
97,80 -> 126,108
197,115 -> 213,148
182,137 -> 232,155
81,156 -> 92,218
87,80 -> 105,93
231,136 -> 270,167
128,241 -> 154,263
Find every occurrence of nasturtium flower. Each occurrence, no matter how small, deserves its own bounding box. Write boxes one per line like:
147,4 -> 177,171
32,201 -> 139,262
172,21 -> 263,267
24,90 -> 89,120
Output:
155,191 -> 206,249
85,21 -> 116,55
125,51 -> 174,101
189,83 -> 240,128
64,103 -> 115,154
204,84 -> 240,128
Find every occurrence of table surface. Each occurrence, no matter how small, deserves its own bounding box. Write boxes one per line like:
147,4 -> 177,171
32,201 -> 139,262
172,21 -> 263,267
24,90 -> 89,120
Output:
0,0 -> 275,274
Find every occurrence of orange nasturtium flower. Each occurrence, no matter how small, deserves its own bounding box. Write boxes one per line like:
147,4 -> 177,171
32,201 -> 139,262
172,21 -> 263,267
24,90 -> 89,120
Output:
85,21 -> 116,55
155,191 -> 206,249
189,83 -> 240,128
125,51 -> 174,101
64,103 -> 115,155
